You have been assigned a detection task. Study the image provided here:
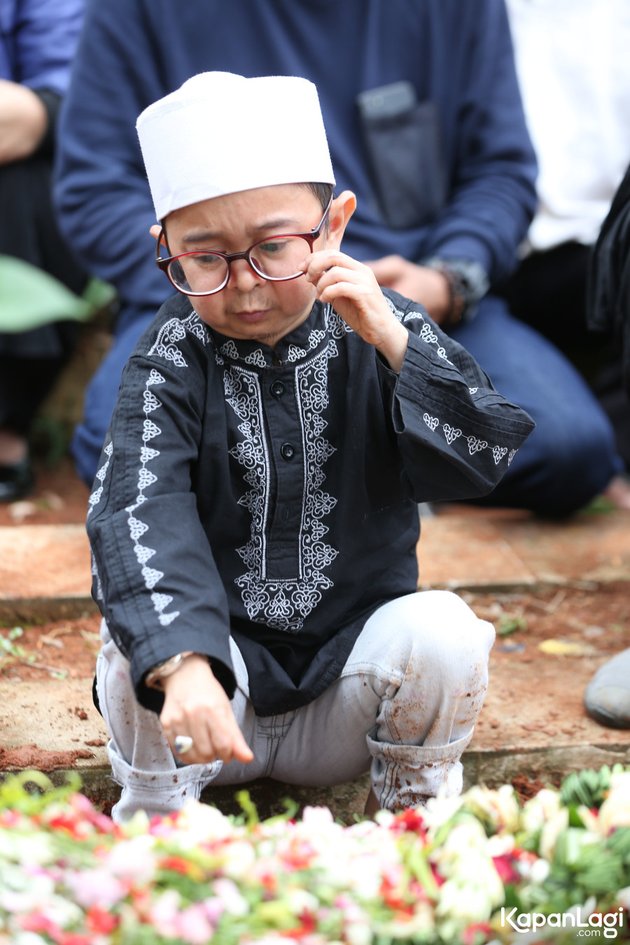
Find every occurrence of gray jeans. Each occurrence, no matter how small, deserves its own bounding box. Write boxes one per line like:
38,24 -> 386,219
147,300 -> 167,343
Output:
96,590 -> 494,821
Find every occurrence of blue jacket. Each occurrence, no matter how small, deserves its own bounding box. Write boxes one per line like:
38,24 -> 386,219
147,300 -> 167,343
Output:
0,0 -> 83,90
55,0 -> 537,333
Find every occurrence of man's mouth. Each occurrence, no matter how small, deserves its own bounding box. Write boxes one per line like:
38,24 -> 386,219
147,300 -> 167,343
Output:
232,309 -> 270,323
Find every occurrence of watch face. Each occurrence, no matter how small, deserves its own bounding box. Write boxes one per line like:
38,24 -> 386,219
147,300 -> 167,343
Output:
422,257 -> 490,325
425,258 -> 489,306
447,261 -> 489,304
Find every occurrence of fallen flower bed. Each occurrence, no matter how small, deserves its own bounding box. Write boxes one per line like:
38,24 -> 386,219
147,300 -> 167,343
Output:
0,767 -> 629,944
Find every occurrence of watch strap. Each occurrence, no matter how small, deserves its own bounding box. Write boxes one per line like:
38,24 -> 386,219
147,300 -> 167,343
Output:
423,257 -> 489,326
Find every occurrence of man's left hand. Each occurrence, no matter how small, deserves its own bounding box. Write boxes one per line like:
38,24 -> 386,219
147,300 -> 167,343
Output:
367,255 -> 451,325
305,249 -> 409,372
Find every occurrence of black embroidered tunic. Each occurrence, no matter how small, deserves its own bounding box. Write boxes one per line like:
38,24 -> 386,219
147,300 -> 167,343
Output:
87,289 -> 534,715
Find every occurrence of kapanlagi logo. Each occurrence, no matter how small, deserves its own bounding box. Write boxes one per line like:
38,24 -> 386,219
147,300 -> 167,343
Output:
501,905 -> 625,939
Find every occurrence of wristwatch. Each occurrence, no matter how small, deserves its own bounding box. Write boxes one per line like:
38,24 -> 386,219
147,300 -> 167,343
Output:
145,651 -> 196,690
423,257 -> 489,326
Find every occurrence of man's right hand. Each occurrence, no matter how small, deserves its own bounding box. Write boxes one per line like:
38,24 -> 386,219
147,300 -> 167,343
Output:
159,654 -> 254,765
0,80 -> 48,166
367,255 -> 452,325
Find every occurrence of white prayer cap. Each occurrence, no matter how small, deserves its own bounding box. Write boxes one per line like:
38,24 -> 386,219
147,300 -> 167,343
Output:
136,71 -> 336,221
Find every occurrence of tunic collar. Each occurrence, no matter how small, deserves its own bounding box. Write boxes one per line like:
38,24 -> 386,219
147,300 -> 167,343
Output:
200,300 -> 333,368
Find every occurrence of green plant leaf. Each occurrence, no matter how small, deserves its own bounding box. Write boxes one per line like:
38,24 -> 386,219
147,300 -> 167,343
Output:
497,615 -> 527,637
0,255 -> 92,331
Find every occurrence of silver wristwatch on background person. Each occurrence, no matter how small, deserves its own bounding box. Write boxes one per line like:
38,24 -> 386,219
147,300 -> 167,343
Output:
423,257 -> 489,326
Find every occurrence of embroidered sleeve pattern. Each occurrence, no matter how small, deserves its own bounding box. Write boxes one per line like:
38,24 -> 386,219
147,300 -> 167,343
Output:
115,308 -> 216,628
390,296 -> 529,471
122,369 -> 181,628
87,440 -> 114,603
87,440 -> 113,518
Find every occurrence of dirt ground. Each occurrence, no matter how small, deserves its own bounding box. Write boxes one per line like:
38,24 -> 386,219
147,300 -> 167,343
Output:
1,581 -> 628,788
2,459 -> 630,691
0,457 -> 89,528
1,582 -> 627,689
2,459 -> 629,687
1,459 -> 629,803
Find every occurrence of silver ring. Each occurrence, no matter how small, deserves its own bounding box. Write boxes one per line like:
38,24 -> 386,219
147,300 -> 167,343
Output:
174,735 -> 194,756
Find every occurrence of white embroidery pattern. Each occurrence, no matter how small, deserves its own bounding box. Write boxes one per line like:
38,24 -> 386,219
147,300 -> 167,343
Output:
148,312 -> 209,366
225,344 -> 339,632
388,296 -> 453,365
220,340 -> 240,361
325,304 -> 353,339
443,423 -> 462,445
244,349 -> 267,368
467,436 -> 488,455
386,298 -> 519,467
88,439 -> 114,602
87,440 -> 113,518
125,369 -> 180,627
148,319 -> 187,367
181,312 -> 210,346
214,306 -> 344,370
420,324 -> 448,359
492,446 -> 508,465
309,328 -> 326,348
287,344 -> 307,362
423,413 -> 439,432
223,367 -> 269,584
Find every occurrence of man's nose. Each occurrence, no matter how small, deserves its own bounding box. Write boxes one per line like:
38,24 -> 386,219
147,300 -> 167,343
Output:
228,256 -> 263,290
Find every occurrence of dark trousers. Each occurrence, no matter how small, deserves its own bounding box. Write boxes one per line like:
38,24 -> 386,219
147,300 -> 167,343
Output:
497,241 -> 630,468
0,156 -> 86,436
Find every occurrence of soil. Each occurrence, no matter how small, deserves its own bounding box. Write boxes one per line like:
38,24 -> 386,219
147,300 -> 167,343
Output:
464,581 -> 630,758
1,581 -> 628,791
1,459 -> 629,803
2,582 -> 628,799
0,745 -> 97,772
2,583 -> 627,682
0,456 -> 89,528
0,613 -> 101,682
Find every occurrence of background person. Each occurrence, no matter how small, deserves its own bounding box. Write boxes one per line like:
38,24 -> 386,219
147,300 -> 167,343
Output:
0,0 -> 86,501
583,160 -> 630,730
501,0 -> 630,493
54,0 -> 627,517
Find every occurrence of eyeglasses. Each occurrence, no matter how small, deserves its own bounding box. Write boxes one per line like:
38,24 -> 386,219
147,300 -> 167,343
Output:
155,196 -> 333,297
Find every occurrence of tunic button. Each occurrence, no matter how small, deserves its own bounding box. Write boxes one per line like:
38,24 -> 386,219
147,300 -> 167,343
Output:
280,442 -> 295,461
270,380 -> 285,398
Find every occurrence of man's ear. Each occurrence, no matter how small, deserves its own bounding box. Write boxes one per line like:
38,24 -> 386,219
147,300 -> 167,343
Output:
150,223 -> 163,243
326,190 -> 357,249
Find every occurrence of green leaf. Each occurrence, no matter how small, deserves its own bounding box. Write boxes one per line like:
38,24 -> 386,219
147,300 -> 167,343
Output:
81,275 -> 117,312
497,614 -> 527,636
0,770 -> 82,814
560,765 -> 624,809
235,789 -> 259,827
608,826 -> 630,861
405,840 -> 439,899
0,255 -> 97,331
